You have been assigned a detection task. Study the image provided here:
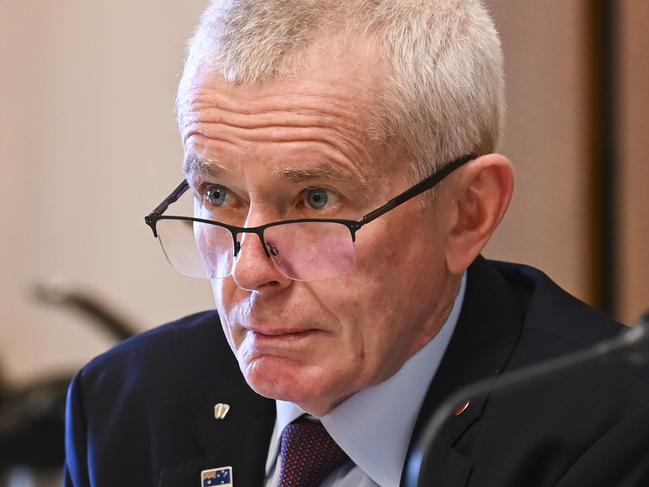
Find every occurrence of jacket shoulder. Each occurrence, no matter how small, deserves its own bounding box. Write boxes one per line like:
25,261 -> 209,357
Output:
82,310 -> 231,388
490,260 -> 627,345
452,260 -> 649,486
65,312 -> 261,485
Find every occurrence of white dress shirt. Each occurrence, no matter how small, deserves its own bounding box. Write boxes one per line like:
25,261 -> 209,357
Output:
264,274 -> 466,487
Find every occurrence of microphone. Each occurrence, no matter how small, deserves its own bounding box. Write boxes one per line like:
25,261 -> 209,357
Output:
404,310 -> 649,487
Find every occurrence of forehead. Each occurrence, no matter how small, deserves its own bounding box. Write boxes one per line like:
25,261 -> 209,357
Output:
178,38 -> 399,184
181,31 -> 387,117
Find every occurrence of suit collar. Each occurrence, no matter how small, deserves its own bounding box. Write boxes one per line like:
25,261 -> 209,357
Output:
402,256 -> 525,486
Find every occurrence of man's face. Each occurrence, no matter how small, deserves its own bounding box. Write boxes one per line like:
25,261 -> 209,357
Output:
180,43 -> 461,416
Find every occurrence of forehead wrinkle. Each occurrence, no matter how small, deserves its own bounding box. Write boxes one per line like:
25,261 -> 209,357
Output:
185,100 -> 370,139
184,120 -> 376,182
184,78 -> 376,137
182,118 -> 375,179
182,81 -> 380,160
190,79 -> 373,115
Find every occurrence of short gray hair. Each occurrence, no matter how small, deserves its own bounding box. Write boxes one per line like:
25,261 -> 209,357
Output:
177,0 -> 505,180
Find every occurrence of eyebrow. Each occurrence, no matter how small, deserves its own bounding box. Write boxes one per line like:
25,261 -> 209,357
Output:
183,156 -> 229,179
273,164 -> 360,184
185,157 -> 368,189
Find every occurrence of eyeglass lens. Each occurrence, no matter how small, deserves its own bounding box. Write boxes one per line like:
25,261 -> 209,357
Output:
155,219 -> 355,281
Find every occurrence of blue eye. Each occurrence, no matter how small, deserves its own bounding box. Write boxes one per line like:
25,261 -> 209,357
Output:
306,189 -> 329,209
206,185 -> 229,207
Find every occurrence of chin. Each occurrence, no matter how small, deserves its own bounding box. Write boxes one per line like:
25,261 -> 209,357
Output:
240,355 -> 336,414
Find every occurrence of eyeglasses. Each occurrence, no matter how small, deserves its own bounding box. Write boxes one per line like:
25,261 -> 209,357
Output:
144,154 -> 474,281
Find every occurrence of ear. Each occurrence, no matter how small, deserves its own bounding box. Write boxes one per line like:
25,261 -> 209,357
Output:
444,153 -> 513,274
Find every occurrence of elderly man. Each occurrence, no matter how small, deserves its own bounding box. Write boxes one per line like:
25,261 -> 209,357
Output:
65,1 -> 649,486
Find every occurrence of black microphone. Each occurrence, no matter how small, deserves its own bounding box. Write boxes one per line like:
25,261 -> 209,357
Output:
404,310 -> 649,487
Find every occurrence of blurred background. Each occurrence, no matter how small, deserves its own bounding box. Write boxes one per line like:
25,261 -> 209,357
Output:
0,0 -> 647,484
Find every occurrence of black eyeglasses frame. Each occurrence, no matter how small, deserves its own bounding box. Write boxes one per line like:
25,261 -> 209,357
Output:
144,153 -> 475,259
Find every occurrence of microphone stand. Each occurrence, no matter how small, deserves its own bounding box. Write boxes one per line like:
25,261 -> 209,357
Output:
404,311 -> 649,487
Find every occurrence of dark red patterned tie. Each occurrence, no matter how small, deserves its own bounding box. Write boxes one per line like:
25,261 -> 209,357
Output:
278,417 -> 349,487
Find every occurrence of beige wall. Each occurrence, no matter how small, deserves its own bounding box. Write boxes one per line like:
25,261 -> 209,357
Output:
0,0 -> 214,385
484,0 -> 592,303
1,1 -> 647,386
486,0 -> 649,325
619,1 -> 649,324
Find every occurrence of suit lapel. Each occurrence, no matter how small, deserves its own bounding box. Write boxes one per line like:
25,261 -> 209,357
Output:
401,257 -> 526,486
160,355 -> 276,487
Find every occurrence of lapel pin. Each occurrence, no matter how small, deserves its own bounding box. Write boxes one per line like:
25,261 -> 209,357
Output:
201,466 -> 233,486
454,400 -> 470,417
214,403 -> 231,420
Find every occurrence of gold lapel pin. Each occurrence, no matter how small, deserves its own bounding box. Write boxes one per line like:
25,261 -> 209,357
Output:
214,403 -> 231,420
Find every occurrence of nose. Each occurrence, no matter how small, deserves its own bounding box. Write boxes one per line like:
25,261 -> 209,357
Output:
230,230 -> 292,291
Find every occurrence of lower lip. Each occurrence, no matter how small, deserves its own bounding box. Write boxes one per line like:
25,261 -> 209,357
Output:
251,329 -> 319,343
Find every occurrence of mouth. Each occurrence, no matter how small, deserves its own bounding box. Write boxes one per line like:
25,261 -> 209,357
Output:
249,326 -> 319,338
242,325 -> 325,349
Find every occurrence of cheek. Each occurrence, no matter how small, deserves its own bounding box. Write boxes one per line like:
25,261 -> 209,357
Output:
325,270 -> 402,357
338,222 -> 446,367
210,279 -> 228,321
210,278 -> 242,349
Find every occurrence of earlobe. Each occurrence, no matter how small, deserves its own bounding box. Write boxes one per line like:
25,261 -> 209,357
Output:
445,154 -> 514,274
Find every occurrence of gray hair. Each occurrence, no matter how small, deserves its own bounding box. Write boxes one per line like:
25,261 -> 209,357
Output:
177,0 -> 505,180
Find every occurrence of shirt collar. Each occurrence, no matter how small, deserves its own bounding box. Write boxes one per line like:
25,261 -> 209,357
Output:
267,273 -> 466,486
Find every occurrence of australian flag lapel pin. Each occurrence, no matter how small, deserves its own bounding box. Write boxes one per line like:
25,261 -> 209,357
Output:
201,466 -> 233,486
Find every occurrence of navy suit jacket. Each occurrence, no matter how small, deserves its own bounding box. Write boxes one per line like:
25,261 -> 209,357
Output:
64,258 -> 649,486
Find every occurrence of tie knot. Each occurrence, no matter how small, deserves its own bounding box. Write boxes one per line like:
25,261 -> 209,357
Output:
279,418 -> 348,487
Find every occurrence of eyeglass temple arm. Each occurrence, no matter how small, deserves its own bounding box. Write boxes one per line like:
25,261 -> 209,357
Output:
144,154 -> 472,230
359,154 -> 475,226
147,179 -> 190,217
